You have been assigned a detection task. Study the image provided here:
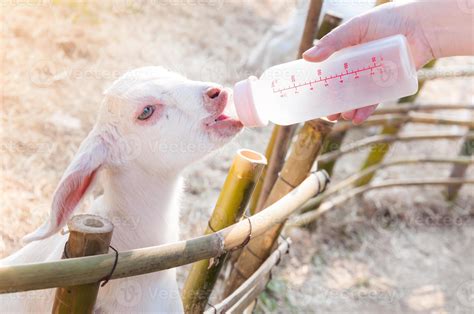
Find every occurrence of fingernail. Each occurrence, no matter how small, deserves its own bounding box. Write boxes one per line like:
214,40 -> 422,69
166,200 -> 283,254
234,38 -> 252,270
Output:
341,111 -> 355,120
303,45 -> 321,58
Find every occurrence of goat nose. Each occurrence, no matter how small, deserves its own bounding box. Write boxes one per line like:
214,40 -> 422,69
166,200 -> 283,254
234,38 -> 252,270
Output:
205,87 -> 221,100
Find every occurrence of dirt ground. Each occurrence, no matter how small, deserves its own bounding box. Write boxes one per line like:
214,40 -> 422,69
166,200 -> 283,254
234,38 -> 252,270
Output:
1,1 -> 473,313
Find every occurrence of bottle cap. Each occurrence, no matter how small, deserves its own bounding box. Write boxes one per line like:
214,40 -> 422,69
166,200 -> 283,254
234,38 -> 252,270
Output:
233,76 -> 268,127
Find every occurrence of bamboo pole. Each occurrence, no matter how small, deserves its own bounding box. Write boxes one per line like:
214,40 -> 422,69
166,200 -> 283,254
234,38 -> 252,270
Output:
247,130 -> 279,215
52,215 -> 113,314
417,67 -> 474,81
182,149 -> 266,314
290,177 -> 474,227
331,112 -> 474,134
223,119 -> 334,297
319,131 -> 473,164
298,157 -> 473,213
0,171 -> 329,294
250,6 -> 342,213
252,125 -> 296,214
205,239 -> 290,314
447,128 -> 474,200
355,59 -> 437,186
372,103 -> 474,115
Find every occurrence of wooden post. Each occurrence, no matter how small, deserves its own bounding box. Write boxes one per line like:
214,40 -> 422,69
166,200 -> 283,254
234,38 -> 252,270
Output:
52,214 -> 113,314
182,149 -> 266,314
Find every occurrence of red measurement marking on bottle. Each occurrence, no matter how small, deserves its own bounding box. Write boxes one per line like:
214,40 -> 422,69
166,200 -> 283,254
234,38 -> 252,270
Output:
272,60 -> 384,96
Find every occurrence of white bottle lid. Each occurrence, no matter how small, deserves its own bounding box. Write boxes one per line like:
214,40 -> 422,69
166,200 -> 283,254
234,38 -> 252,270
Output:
233,76 -> 269,127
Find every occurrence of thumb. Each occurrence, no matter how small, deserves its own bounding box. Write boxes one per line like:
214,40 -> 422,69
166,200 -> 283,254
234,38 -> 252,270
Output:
303,16 -> 365,62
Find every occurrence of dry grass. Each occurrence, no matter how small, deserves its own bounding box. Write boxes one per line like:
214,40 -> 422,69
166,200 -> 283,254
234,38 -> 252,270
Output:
1,1 -> 473,313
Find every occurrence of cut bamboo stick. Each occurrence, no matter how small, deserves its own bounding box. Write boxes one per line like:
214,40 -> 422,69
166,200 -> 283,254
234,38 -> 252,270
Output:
290,178 -> 474,227
0,172 -> 329,294
355,59 -> 437,186
204,239 -> 290,314
223,119 -> 334,297
52,215 -> 113,314
447,128 -> 474,200
182,149 -> 266,314
247,130 -> 279,215
318,131 -> 473,164
298,157 -> 473,214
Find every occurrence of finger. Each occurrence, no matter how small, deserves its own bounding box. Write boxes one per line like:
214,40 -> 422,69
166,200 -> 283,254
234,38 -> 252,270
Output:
303,16 -> 366,62
353,104 -> 378,125
327,113 -> 341,121
303,45 -> 335,62
341,110 -> 356,121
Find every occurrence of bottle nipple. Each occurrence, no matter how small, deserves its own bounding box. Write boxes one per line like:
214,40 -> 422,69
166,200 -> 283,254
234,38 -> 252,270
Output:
233,76 -> 268,127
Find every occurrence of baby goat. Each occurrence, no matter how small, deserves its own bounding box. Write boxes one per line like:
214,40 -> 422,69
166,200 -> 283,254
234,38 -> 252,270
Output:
1,67 -> 243,313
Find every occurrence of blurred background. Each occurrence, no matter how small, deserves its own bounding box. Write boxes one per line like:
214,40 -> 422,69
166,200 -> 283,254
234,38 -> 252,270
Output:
1,1 -> 473,312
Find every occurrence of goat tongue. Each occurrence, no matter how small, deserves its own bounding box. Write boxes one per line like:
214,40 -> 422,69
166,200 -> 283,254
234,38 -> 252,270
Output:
215,114 -> 230,121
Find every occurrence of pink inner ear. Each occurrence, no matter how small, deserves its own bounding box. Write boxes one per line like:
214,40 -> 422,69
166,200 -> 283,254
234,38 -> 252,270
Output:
56,169 -> 98,226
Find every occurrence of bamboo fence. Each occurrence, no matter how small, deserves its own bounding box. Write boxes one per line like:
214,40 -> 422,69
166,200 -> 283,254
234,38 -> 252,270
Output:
298,157 -> 474,214
355,60 -> 438,186
3,0 -> 473,311
182,149 -> 266,313
52,215 -> 114,314
248,4 -> 340,215
204,239 -> 291,314
0,171 -> 329,294
223,120 -> 333,296
290,178 -> 474,228
318,131 -> 474,165
447,127 -> 474,200
318,0 -> 389,176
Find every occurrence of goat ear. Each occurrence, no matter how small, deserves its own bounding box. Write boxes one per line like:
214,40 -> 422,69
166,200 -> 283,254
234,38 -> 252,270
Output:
23,132 -> 108,243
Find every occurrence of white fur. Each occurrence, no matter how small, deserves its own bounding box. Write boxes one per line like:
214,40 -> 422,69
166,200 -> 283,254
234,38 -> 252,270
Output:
1,66 -> 242,313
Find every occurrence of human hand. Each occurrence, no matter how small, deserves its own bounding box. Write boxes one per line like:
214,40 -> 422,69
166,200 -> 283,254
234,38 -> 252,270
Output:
303,1 -> 435,124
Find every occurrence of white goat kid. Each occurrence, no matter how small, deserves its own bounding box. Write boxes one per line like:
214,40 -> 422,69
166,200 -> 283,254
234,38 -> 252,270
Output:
1,66 -> 243,313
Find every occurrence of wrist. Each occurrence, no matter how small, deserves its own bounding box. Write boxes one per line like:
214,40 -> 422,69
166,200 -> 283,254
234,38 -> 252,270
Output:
418,0 -> 474,58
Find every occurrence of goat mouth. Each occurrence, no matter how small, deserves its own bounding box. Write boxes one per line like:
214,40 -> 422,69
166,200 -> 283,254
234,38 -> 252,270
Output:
203,92 -> 243,137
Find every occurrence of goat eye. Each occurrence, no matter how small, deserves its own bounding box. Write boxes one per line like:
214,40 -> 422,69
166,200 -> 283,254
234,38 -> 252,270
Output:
138,105 -> 155,120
